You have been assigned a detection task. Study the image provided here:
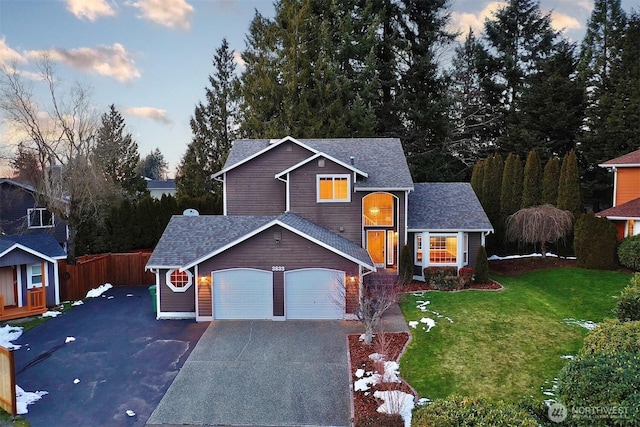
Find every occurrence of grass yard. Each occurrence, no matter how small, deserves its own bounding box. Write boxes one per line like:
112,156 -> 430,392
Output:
399,267 -> 632,402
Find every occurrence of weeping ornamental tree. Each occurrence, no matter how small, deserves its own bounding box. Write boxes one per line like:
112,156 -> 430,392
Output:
505,204 -> 573,258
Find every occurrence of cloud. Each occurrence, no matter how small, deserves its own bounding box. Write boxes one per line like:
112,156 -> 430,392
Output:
0,37 -> 26,64
123,107 -> 171,124
128,0 -> 194,30
28,43 -> 140,83
232,51 -> 245,67
559,0 -> 593,12
66,0 -> 115,21
550,11 -> 582,33
450,1 -> 506,39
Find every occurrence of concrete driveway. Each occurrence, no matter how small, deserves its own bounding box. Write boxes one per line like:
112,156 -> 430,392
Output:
146,320 -> 363,427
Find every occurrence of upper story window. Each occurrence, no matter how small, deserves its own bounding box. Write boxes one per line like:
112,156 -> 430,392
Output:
28,208 -> 54,228
363,193 -> 394,226
166,269 -> 193,293
317,174 -> 350,202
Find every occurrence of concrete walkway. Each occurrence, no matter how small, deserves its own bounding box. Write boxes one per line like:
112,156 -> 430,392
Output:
147,306 -> 408,427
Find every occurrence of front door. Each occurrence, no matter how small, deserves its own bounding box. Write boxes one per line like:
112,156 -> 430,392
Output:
0,267 -> 16,307
367,230 -> 386,267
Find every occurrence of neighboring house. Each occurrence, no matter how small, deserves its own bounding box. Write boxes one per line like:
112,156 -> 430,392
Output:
0,179 -> 68,249
0,234 -> 66,321
146,178 -> 177,199
146,136 -> 493,321
597,148 -> 640,239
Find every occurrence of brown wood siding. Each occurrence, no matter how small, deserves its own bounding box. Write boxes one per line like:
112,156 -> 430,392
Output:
198,225 -> 360,315
616,168 -> 640,206
197,282 -> 212,317
158,268 -> 196,313
226,142 -> 313,215
273,271 -> 284,316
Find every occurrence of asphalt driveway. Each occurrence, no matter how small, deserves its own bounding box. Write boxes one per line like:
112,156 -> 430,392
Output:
12,286 -> 208,427
146,320 -> 363,427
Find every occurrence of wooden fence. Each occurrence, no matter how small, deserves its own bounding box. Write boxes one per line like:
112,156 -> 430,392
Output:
0,346 -> 16,416
59,252 -> 155,301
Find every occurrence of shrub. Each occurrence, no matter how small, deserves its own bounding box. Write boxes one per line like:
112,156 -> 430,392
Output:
355,413 -> 403,427
412,396 -> 538,427
557,352 -> 640,426
398,244 -> 414,286
618,235 -> 640,271
422,267 -> 464,291
614,274 -> 640,322
581,318 -> 640,355
574,213 -> 618,269
474,245 -> 490,284
458,267 -> 474,287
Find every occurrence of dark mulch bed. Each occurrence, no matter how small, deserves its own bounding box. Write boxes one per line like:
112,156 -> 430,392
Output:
348,332 -> 412,426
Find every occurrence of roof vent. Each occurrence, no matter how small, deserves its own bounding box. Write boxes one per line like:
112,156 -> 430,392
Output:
183,208 -> 199,216
350,156 -> 355,166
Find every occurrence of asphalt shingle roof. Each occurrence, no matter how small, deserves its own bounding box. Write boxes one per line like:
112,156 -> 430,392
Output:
146,212 -> 374,269
223,137 -> 414,190
597,197 -> 640,218
0,234 -> 66,259
600,148 -> 640,166
408,183 -> 493,231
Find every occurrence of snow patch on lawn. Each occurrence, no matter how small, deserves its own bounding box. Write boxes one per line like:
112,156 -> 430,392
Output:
488,252 -> 576,260
0,325 -> 23,350
16,385 -> 48,415
86,283 -> 113,298
563,318 -> 598,330
374,390 -> 415,427
41,310 -> 62,318
71,300 -> 84,306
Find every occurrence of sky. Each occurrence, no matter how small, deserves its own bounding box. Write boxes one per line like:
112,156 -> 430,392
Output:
0,0 -> 638,178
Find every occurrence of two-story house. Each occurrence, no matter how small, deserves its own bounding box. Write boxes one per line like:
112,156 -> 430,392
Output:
0,178 -> 67,320
146,137 -> 493,321
597,148 -> 640,239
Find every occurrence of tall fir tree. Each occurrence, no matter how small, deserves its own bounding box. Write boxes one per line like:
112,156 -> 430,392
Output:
481,153 -> 503,252
477,0 -> 560,157
542,156 -> 561,205
521,149 -> 542,208
177,38 -> 238,201
557,149 -> 583,219
138,148 -> 168,181
470,159 -> 485,203
501,153 -> 523,219
93,104 -> 146,198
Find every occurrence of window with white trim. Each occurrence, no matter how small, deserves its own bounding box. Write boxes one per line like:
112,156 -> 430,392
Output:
166,269 -> 193,292
429,235 -> 458,264
415,234 -> 423,264
317,174 -> 350,202
28,264 -> 43,289
28,208 -> 54,228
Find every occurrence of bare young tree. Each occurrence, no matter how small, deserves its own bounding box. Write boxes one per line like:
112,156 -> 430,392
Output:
505,204 -> 574,258
0,56 -> 105,262
359,280 -> 399,345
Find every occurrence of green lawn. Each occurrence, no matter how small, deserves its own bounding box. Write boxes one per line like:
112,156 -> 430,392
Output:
399,268 -> 632,402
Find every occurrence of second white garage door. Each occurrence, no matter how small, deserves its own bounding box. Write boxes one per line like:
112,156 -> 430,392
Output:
285,269 -> 345,319
213,269 -> 273,319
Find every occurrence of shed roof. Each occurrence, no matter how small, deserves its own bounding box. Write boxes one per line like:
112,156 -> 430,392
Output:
596,197 -> 640,219
220,137 -> 414,190
408,183 -> 493,231
146,211 -> 374,270
0,234 -> 66,261
599,148 -> 640,167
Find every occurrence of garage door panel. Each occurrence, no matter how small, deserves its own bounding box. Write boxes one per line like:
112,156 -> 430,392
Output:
213,269 -> 273,319
285,269 -> 344,319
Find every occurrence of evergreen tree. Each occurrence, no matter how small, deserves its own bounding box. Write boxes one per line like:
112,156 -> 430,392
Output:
558,149 -> 583,219
470,159 -> 485,203
500,153 -> 523,219
93,104 -> 146,198
138,148 -> 168,181
518,41 -> 585,159
481,153 -> 503,252
478,0 -> 560,157
578,0 -> 628,210
542,156 -> 561,205
177,38 -> 238,200
521,150 -> 542,208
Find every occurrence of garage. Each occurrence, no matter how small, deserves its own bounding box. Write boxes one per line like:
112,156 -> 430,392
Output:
285,269 -> 345,319
213,269 -> 273,319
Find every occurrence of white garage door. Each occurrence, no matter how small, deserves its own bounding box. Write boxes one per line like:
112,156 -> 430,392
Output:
285,269 -> 345,319
213,269 -> 273,319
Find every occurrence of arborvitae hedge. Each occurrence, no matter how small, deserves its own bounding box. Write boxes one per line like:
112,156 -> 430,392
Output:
558,149 -> 583,219
474,245 -> 490,284
542,156 -> 561,205
521,149 -> 542,208
398,244 -> 414,286
574,213 -> 618,269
